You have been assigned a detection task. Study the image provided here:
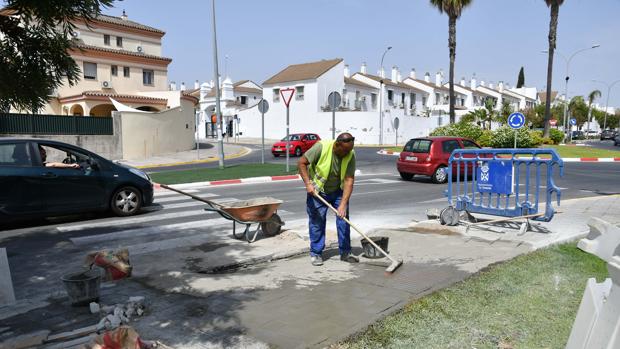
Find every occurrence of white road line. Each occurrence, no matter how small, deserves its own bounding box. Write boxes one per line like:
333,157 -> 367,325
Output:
417,197 -> 448,204
364,178 -> 402,184
154,192 -> 218,203
57,209 -> 215,232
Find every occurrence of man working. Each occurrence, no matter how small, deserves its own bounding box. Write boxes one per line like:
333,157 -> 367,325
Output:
298,133 -> 358,266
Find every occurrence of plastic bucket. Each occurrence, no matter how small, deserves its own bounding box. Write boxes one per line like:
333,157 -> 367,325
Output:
361,236 -> 389,259
61,270 -> 101,306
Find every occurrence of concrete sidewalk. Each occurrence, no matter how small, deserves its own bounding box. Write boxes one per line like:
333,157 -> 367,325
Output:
1,195 -> 618,348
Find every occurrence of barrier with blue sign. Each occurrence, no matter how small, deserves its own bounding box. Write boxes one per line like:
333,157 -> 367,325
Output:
446,148 -> 564,222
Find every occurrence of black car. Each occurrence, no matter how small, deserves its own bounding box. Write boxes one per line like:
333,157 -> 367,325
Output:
614,135 -> 620,147
601,129 -> 617,140
571,130 -> 585,140
0,138 -> 153,222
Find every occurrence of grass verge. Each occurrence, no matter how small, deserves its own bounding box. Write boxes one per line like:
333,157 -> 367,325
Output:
384,145 -> 620,158
337,243 -> 607,349
149,163 -> 298,185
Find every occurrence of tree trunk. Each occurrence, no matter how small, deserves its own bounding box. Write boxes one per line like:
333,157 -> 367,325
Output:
543,3 -> 559,138
448,15 -> 456,124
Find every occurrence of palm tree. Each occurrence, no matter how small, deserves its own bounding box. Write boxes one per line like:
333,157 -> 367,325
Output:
430,0 -> 473,124
586,89 -> 602,138
542,0 -> 564,138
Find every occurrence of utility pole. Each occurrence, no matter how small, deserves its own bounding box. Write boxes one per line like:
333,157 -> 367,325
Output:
211,0 -> 224,169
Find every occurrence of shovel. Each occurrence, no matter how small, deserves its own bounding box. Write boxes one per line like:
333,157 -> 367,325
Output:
312,192 -> 403,274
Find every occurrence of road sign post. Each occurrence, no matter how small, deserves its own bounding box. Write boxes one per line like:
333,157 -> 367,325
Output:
280,88 -> 295,172
508,112 -> 526,149
328,91 -> 341,140
393,117 -> 400,146
569,118 -> 577,143
257,99 -> 269,164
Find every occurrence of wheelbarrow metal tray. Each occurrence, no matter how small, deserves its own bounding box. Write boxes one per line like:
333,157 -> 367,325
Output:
220,197 -> 283,222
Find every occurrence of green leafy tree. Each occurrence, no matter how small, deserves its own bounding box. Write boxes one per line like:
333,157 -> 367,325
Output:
517,67 -> 525,88
500,100 -> 514,121
429,0 -> 473,124
0,0 -> 115,112
568,96 -> 588,125
542,0 -> 564,138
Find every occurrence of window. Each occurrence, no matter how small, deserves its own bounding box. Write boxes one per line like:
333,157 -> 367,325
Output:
111,65 -> 118,76
123,66 -> 130,77
83,62 -> 97,80
0,143 -> 32,166
104,34 -> 110,45
442,140 -> 461,154
371,93 -> 377,109
142,69 -> 154,85
462,140 -> 481,149
295,86 -> 304,100
404,139 -> 432,153
116,36 -> 123,47
240,96 -> 247,105
435,93 -> 440,104
273,88 -> 280,102
410,93 -> 416,109
422,96 -> 427,107
387,90 -> 393,101
401,93 -> 405,104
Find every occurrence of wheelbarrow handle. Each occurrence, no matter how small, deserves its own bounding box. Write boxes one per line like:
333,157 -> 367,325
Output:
311,192 -> 399,265
159,184 -> 224,208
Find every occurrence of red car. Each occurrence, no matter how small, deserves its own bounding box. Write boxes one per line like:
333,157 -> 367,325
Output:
396,136 -> 481,183
272,133 -> 321,157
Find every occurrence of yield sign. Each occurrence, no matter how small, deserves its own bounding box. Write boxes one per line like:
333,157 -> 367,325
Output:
280,88 -> 295,108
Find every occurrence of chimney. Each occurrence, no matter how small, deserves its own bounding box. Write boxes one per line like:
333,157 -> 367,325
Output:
397,70 -> 402,83
435,71 -> 442,87
222,77 -> 234,100
360,62 -> 367,74
344,64 -> 350,78
210,80 -> 215,88
470,74 -> 477,90
121,10 -> 128,20
498,81 -> 504,92
489,81 -> 495,89
410,68 -> 416,79
199,82 -> 211,100
170,81 -> 177,91
180,82 -> 186,91
480,80 -> 486,87
424,72 -> 431,83
391,66 -> 398,83
194,80 -> 200,89
460,77 -> 466,87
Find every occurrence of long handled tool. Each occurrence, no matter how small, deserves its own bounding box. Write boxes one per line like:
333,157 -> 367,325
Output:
159,183 -> 224,208
312,192 -> 403,274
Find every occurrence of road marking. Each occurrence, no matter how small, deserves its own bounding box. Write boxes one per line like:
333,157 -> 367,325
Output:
153,192 -> 218,203
417,197 -> 447,204
57,209 -> 215,232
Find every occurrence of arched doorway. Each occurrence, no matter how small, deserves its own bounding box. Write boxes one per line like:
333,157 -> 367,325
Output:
136,106 -> 160,112
70,104 -> 84,116
90,104 -> 116,117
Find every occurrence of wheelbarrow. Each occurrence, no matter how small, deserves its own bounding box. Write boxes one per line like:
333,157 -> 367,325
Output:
160,184 -> 284,242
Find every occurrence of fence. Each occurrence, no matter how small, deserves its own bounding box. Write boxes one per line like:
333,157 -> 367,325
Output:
446,148 -> 564,222
0,113 -> 113,135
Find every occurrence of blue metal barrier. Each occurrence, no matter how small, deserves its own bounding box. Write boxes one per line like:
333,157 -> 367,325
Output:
446,148 -> 564,222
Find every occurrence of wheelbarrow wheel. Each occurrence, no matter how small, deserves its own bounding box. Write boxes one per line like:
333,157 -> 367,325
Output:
261,213 -> 283,237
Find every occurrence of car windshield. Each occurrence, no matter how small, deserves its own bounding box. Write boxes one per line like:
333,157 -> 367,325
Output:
281,135 -> 301,141
404,139 -> 432,153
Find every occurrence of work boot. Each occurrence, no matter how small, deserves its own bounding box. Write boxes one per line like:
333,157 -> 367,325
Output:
310,255 -> 323,266
340,253 -> 359,263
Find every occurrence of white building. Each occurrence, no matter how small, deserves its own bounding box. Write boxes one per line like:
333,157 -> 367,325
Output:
402,69 -> 468,118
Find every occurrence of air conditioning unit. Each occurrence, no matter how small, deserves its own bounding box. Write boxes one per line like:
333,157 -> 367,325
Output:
136,46 -> 143,53
101,80 -> 113,89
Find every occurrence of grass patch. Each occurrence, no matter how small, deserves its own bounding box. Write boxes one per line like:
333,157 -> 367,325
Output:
337,243 -> 607,349
385,144 -> 620,158
149,163 -> 298,185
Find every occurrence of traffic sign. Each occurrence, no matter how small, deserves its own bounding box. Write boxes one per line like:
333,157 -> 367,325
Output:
257,99 -> 269,114
328,91 -> 341,111
280,88 -> 295,108
570,118 -> 577,126
549,119 -> 557,126
393,117 -> 400,130
508,112 -> 525,129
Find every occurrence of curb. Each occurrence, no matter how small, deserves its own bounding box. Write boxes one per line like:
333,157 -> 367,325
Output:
131,147 -> 252,169
154,174 -> 302,190
377,149 -> 620,162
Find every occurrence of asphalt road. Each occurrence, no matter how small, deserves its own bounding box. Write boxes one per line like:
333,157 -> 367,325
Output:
580,139 -> 619,151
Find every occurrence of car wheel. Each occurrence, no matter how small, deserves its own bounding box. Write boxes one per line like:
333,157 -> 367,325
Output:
295,147 -> 302,157
110,186 -> 142,217
431,165 -> 448,184
399,172 -> 414,181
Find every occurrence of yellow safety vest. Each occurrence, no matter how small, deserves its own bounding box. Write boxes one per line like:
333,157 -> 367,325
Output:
309,140 -> 354,193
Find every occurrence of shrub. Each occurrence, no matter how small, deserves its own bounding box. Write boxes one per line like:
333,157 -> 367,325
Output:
530,130 -> 543,147
429,122 -> 483,142
478,130 -> 493,147
490,126 -> 533,148
541,137 -> 554,145
549,128 -> 565,144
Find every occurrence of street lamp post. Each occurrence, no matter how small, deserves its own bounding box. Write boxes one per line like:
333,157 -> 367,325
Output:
592,79 -> 620,130
379,46 -> 392,145
211,0 -> 225,169
543,45 -> 600,140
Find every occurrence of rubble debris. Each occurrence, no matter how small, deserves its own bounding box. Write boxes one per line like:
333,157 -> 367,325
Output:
84,249 -> 132,281
95,296 -> 147,331
90,302 -> 100,314
86,326 -> 153,349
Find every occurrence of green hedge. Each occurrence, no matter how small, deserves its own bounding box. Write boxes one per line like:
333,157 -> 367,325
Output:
429,121 -> 564,148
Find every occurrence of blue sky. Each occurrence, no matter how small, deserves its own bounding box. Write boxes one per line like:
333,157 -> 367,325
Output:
111,0 -> 617,106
